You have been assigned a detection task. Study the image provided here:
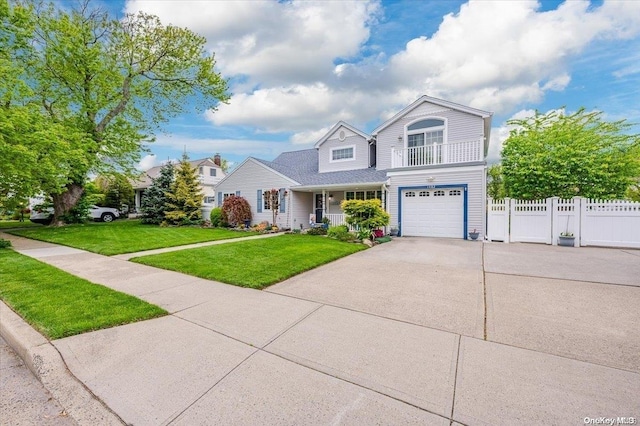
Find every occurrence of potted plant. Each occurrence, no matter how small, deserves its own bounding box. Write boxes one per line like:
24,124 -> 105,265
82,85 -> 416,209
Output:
321,216 -> 330,229
558,232 -> 575,247
469,229 -> 480,240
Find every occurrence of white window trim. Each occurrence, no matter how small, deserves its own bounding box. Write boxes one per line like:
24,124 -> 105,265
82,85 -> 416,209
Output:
403,116 -> 448,149
329,145 -> 356,163
222,192 -> 235,201
262,189 -> 272,211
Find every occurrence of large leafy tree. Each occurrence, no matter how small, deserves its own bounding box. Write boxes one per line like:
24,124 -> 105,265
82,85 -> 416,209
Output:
103,174 -> 135,211
164,154 -> 203,225
0,0 -> 228,223
501,109 -> 640,199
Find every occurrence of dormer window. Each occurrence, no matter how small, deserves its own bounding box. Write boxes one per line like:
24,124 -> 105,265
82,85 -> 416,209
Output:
330,145 -> 355,162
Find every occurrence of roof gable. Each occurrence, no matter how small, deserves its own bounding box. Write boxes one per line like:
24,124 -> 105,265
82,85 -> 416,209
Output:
314,121 -> 370,148
372,95 -> 492,135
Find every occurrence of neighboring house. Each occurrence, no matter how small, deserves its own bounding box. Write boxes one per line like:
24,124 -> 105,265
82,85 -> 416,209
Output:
215,95 -> 492,239
132,154 -> 225,212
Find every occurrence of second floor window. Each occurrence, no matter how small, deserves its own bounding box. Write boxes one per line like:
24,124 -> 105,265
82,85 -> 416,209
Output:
198,166 -> 204,175
407,118 -> 445,148
210,168 -> 216,177
330,146 -> 354,162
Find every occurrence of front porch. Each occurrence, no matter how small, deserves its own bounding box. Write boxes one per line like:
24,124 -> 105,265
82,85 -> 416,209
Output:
291,185 -> 388,229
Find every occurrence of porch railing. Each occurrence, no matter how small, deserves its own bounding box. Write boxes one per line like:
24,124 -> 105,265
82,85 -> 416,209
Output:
391,139 -> 483,168
324,213 -> 347,227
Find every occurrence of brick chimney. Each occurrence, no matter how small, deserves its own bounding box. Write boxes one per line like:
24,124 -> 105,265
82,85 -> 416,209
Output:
213,153 -> 221,166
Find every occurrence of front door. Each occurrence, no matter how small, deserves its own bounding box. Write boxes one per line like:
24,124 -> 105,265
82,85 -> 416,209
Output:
315,194 -> 323,223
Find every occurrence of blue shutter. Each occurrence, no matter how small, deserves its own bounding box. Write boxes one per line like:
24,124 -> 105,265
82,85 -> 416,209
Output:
236,190 -> 241,196
279,188 -> 286,213
217,192 -> 222,207
257,189 -> 262,213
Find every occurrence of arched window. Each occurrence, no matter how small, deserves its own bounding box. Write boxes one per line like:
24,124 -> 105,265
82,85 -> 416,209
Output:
406,118 -> 445,148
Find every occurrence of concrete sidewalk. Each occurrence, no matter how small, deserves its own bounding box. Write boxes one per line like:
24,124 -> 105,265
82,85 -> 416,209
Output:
1,235 -> 639,425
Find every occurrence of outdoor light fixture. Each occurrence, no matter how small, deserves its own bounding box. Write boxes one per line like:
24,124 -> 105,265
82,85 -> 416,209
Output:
328,194 -> 334,202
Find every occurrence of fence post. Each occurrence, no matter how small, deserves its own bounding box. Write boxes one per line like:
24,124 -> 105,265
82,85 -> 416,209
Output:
504,198 -> 511,243
572,197 -> 581,247
551,197 -> 559,246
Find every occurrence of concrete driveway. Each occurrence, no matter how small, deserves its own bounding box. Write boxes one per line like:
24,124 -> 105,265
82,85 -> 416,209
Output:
4,234 -> 639,425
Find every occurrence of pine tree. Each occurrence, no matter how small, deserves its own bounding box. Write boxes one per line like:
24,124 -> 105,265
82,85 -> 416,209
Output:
140,162 -> 174,224
164,154 -> 204,225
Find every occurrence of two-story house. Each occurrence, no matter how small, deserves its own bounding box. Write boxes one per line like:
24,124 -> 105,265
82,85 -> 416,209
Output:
214,95 -> 492,239
132,154 -> 225,212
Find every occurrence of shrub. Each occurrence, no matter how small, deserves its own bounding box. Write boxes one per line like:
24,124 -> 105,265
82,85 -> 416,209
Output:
375,236 -> 392,244
0,238 -> 11,249
306,227 -> 327,235
342,199 -> 390,236
327,225 -> 354,242
221,195 -> 252,227
210,207 -> 225,227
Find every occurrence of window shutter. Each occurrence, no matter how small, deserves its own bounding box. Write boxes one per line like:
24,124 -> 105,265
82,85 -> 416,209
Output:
279,188 -> 286,213
257,189 -> 262,213
236,190 -> 241,196
217,192 -> 222,207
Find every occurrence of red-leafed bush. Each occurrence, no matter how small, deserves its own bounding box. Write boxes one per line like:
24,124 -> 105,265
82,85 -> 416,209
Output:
221,195 -> 252,226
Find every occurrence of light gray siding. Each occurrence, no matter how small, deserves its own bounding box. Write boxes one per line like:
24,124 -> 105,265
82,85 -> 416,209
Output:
215,160 -> 295,228
376,103 -> 485,171
318,131 -> 369,173
291,191 -> 313,230
387,165 -> 486,238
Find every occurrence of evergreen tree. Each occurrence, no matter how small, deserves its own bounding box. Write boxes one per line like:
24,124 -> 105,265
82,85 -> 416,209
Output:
140,162 -> 174,224
164,154 -> 203,225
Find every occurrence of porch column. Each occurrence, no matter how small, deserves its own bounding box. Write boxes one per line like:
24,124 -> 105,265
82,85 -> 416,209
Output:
322,189 -> 327,216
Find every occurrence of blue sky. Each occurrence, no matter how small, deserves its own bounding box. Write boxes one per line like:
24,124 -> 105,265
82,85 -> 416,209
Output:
108,0 -> 640,170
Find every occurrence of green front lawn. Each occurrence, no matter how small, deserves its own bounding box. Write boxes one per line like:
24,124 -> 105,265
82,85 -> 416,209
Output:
7,220 -> 258,255
0,220 -> 44,229
0,249 -> 166,339
132,234 -> 366,289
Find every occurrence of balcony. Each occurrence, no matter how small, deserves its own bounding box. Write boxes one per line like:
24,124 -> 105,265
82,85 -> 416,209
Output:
391,139 -> 483,168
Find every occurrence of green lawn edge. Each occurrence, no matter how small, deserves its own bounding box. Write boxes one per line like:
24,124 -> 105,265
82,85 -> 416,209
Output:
0,249 -> 167,339
7,220 -> 259,255
132,234 -> 367,289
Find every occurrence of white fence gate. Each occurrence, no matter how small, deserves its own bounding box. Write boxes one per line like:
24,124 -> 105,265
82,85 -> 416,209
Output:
487,197 -> 640,249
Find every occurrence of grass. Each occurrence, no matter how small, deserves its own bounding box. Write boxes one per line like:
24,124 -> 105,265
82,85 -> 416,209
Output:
7,219 -> 258,255
0,220 -> 43,229
0,249 -> 167,339
132,234 -> 366,289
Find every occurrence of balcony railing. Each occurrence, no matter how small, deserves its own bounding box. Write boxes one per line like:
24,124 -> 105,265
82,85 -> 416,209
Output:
391,139 -> 483,168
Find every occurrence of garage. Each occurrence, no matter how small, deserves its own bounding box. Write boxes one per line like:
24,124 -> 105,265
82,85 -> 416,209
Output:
401,187 -> 464,238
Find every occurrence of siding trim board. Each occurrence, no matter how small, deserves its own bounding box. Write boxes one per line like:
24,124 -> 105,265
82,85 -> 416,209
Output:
397,184 -> 468,239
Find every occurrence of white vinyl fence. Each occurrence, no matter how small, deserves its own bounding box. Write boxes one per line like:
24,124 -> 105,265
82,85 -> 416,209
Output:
487,197 -> 640,249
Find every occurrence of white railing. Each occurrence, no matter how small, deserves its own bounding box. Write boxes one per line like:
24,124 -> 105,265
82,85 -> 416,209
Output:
391,139 -> 483,168
324,214 -> 347,227
487,197 -> 640,249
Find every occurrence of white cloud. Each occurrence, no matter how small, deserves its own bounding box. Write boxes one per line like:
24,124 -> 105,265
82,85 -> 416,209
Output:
125,0 -> 640,138
125,0 -> 381,86
290,127 -> 332,145
151,134 -> 292,159
137,154 -> 158,171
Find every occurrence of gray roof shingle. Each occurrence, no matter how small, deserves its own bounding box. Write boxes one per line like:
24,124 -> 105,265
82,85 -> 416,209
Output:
254,149 -> 387,187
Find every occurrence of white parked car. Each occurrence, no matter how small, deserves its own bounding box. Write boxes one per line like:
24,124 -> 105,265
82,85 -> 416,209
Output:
30,205 -> 120,224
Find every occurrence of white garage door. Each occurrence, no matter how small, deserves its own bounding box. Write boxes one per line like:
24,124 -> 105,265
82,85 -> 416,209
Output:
401,188 -> 464,238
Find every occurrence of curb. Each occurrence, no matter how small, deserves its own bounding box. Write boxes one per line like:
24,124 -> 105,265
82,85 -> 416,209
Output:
0,301 -> 124,425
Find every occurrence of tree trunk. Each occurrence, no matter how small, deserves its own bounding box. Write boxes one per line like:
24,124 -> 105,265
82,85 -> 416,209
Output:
51,183 -> 84,225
